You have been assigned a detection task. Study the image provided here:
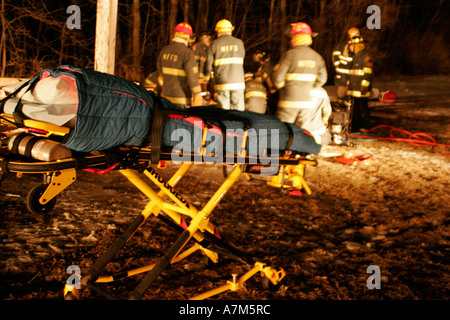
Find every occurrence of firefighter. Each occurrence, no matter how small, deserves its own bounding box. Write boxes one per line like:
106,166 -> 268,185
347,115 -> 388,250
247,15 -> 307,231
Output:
253,50 -> 276,94
271,22 -> 328,129
253,50 -> 277,115
307,87 -> 332,145
156,22 -> 203,108
204,19 -> 246,111
192,30 -> 212,85
332,27 -> 360,104
244,73 -> 267,114
143,70 -> 161,94
347,36 -> 373,131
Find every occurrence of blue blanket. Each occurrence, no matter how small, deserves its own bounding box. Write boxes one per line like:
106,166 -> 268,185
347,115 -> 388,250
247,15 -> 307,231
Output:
29,66 -> 321,156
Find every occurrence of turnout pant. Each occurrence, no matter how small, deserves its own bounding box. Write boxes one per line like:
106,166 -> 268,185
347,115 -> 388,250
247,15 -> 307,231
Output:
275,100 -> 314,126
216,89 -> 245,111
351,97 -> 370,132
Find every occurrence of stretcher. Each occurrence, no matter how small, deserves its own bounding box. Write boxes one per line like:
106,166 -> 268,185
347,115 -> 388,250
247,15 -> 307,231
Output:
0,67 -> 320,300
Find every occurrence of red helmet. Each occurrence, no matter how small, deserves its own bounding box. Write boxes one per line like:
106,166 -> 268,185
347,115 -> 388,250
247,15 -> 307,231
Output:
289,22 -> 312,36
381,90 -> 397,104
174,22 -> 193,36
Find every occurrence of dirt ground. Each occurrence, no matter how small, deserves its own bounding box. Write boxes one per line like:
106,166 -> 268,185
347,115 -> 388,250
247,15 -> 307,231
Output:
0,76 -> 449,301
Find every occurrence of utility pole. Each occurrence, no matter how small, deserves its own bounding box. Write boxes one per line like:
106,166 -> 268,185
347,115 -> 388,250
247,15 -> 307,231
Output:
94,0 -> 118,75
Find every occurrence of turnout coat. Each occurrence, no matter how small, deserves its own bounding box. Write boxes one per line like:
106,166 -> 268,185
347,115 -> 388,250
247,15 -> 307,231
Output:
204,34 -> 246,92
271,45 -> 327,109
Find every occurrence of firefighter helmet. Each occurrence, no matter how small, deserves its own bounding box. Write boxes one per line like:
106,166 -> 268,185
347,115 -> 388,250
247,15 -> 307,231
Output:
215,19 -> 234,33
174,22 -> 193,36
289,22 -> 318,37
255,50 -> 266,60
349,36 -> 364,44
347,27 -> 360,38
349,36 -> 366,53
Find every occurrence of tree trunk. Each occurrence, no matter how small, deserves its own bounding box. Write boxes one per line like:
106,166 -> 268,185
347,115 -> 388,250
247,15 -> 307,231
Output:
225,1 -> 233,21
94,0 -> 118,74
183,0 -> 190,23
132,0 -> 141,67
0,0 -> 6,77
197,0 -> 209,33
160,0 -> 166,44
280,0 -> 287,52
268,0 -> 275,42
168,0 -> 179,39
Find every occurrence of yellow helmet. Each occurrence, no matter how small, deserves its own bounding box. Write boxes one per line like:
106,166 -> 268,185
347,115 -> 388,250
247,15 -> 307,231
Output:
349,36 -> 366,53
349,36 -> 364,44
347,27 -> 360,38
215,19 -> 234,33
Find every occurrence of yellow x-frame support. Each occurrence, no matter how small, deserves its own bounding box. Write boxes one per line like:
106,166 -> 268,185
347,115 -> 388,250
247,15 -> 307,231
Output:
64,161 -> 289,300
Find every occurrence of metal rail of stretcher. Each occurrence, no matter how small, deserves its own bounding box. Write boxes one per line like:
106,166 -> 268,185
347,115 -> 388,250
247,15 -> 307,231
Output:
1,114 -> 317,300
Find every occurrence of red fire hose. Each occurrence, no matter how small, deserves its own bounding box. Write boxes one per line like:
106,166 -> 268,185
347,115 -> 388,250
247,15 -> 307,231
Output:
349,125 -> 450,157
335,152 -> 377,166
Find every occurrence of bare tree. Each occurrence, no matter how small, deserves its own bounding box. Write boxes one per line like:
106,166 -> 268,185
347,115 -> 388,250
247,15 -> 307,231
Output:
280,0 -> 287,52
268,0 -> 275,43
160,0 -> 166,44
1,0 -> 6,77
195,0 -> 209,34
168,0 -> 179,39
183,0 -> 190,23
132,0 -> 141,67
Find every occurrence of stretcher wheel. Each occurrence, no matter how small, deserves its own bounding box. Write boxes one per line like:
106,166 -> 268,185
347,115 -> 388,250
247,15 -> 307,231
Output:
261,276 -> 281,292
26,184 -> 57,215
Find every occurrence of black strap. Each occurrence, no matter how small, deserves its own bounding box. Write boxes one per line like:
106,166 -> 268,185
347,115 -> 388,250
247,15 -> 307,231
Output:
0,78 -> 39,127
0,79 -> 33,114
13,79 -> 40,126
144,95 -> 253,164
9,132 -> 30,155
284,123 -> 294,150
215,120 -> 228,155
147,93 -> 165,164
23,136 -> 42,158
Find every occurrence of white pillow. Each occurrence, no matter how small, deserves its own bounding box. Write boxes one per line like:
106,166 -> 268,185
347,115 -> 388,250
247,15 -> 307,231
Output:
33,76 -> 78,104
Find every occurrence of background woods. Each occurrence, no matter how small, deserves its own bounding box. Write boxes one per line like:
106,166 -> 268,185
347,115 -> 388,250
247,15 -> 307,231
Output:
0,0 -> 448,81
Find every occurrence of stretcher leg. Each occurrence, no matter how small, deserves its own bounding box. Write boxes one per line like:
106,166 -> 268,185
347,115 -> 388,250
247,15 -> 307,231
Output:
66,159 -> 291,300
129,164 -> 244,300
266,160 -> 316,195
40,168 -> 77,203
93,243 -> 217,284
190,262 -> 286,300
81,164 -> 193,287
76,162 -> 236,299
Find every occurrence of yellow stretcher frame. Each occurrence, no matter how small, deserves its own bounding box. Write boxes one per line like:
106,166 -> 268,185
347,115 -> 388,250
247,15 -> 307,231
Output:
1,115 -> 317,300
74,162 -> 289,300
83,160 -> 294,299
71,153 -> 313,300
